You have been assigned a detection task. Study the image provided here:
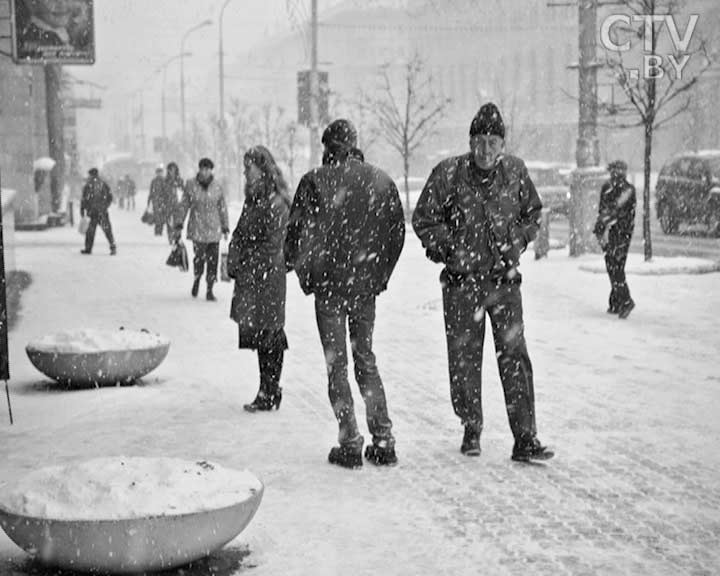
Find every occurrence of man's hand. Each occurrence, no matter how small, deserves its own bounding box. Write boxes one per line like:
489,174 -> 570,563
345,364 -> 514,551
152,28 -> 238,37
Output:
222,227 -> 230,242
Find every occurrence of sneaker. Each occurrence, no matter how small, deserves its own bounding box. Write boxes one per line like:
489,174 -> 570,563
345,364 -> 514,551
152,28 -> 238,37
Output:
364,440 -> 398,466
80,249 -> 91,255
618,301 -> 635,319
110,246 -> 117,255
461,425 -> 481,456
511,437 -> 554,462
328,445 -> 363,469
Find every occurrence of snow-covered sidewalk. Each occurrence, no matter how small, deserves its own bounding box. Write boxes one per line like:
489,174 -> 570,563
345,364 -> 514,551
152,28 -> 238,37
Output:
1,202 -> 720,575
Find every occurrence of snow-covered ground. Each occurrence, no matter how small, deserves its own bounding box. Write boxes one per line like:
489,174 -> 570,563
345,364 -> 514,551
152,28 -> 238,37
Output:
1,198 -> 719,575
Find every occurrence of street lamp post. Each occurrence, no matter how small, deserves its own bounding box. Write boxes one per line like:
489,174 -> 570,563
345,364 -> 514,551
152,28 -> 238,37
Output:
180,19 -> 212,146
219,0 -> 237,124
156,52 -> 191,164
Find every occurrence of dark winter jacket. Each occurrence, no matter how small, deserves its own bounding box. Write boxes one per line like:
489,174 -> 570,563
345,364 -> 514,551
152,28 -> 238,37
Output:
175,176 -> 229,243
80,176 -> 113,217
148,175 -> 173,219
228,192 -> 290,333
285,158 -> 406,297
593,178 -> 636,248
412,153 -> 542,281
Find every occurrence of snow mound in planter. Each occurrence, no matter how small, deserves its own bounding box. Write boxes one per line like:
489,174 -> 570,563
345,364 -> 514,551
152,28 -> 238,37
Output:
25,328 -> 170,386
0,457 -> 264,573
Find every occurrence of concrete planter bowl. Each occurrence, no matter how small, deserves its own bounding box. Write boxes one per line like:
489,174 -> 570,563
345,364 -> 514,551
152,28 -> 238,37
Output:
25,329 -> 170,387
0,486 -> 264,573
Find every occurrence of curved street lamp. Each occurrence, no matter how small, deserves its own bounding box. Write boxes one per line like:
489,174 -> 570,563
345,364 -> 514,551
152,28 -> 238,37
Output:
219,0 -> 238,124
180,19 -> 212,145
155,52 -> 192,163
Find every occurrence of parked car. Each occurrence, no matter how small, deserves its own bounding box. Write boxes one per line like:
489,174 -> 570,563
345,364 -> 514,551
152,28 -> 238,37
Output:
655,150 -> 720,236
525,161 -> 572,216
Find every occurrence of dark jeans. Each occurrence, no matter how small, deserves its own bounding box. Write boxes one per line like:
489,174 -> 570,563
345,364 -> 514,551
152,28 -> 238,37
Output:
442,278 -> 537,441
258,347 -> 284,396
193,242 -> 219,284
84,212 -> 115,252
604,243 -> 632,311
314,293 -> 394,450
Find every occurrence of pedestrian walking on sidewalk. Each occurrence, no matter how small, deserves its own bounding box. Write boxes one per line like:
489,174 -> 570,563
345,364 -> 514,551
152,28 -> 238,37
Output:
162,162 -> 184,229
175,158 -> 230,302
148,165 -> 174,242
80,168 -> 116,256
285,119 -> 405,469
226,146 -> 291,413
124,174 -> 137,211
412,102 -> 554,463
593,160 -> 636,319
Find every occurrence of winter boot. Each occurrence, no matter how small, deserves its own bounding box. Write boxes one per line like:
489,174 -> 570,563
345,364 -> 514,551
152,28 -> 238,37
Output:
191,276 -> 201,298
364,439 -> 398,466
243,388 -> 282,412
206,281 -> 216,301
511,436 -> 554,462
618,300 -> 635,319
328,445 -> 363,469
461,424 -> 481,456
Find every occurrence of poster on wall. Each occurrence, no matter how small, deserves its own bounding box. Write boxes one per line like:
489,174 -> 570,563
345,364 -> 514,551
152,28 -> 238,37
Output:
10,0 -> 95,65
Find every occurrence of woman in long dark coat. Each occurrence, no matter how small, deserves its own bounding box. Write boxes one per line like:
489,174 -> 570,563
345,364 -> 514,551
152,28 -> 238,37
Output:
227,146 -> 291,412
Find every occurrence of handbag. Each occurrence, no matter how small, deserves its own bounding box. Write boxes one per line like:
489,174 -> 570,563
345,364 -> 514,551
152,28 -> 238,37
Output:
166,241 -> 189,272
141,207 -> 154,225
78,216 -> 89,235
220,241 -> 231,282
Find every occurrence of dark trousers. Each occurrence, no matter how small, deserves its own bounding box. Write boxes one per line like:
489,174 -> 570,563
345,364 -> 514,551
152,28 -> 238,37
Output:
192,242 -> 219,284
442,278 -> 537,441
85,212 -> 115,252
604,243 -> 632,311
314,293 -> 394,450
258,347 -> 284,396
154,215 -> 173,242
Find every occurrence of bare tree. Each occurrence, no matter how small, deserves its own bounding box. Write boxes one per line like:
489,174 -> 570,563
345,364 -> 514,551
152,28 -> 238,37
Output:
361,54 -> 451,209
600,0 -> 710,260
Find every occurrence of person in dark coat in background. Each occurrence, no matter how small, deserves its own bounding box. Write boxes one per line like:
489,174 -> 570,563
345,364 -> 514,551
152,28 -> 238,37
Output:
227,146 -> 291,412
175,158 -> 230,301
412,103 -> 554,463
148,165 -> 173,241
162,162 -> 184,229
285,118 -> 405,469
124,174 -> 137,211
80,168 -> 116,255
593,160 -> 636,319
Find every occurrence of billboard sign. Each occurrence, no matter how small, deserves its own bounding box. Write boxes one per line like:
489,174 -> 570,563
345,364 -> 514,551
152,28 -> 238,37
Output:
10,0 -> 95,65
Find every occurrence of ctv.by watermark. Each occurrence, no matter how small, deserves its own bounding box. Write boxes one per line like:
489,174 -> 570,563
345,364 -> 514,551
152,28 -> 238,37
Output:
600,14 -> 699,80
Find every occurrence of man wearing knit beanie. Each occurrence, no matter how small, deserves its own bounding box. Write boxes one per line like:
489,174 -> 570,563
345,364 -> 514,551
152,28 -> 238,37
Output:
413,103 -> 554,463
286,118 -> 405,469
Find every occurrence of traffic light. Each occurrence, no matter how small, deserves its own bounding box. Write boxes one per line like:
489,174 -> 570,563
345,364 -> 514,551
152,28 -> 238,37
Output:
297,70 -> 329,127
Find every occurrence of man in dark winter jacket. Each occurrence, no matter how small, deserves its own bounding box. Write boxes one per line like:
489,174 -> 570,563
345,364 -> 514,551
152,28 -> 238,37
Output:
593,160 -> 636,318
80,168 -> 116,255
412,103 -> 553,463
285,119 -> 405,469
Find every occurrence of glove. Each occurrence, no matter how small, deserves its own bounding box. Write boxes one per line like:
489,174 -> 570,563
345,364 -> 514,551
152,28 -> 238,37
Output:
221,227 -> 230,235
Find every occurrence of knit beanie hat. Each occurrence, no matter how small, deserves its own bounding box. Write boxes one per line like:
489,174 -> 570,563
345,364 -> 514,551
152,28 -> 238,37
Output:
321,119 -> 358,151
469,103 -> 505,139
